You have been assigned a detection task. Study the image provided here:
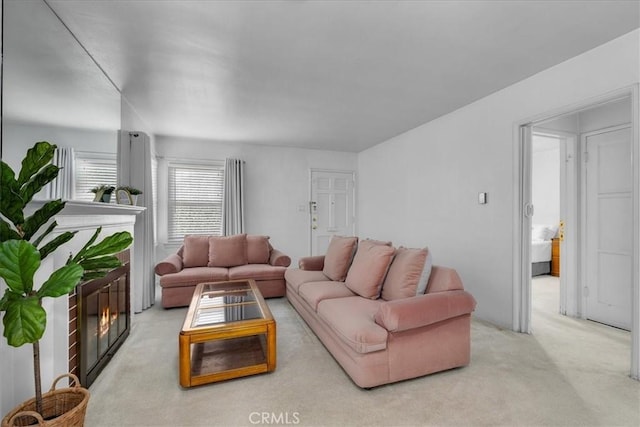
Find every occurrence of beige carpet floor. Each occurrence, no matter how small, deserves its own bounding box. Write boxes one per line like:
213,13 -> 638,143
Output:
85,278 -> 639,426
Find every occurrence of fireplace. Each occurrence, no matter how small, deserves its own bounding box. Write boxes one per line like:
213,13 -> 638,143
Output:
69,250 -> 131,387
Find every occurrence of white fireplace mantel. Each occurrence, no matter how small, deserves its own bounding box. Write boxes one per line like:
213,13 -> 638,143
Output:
28,199 -> 145,216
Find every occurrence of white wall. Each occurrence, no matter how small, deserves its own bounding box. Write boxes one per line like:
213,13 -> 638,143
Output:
155,136 -> 358,265
2,120 -> 117,171
358,30 -> 640,328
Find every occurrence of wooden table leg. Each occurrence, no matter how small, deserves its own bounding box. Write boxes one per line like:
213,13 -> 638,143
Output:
267,322 -> 277,372
178,333 -> 191,387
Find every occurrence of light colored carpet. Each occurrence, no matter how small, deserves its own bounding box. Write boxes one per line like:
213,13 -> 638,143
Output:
85,278 -> 639,426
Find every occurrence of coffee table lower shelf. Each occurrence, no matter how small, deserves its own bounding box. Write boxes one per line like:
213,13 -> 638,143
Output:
179,323 -> 276,387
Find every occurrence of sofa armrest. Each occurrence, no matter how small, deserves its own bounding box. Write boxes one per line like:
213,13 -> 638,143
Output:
269,249 -> 291,267
298,256 -> 325,271
154,254 -> 184,276
374,291 -> 476,333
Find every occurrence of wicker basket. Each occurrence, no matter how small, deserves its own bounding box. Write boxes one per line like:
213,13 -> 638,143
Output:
1,374 -> 90,427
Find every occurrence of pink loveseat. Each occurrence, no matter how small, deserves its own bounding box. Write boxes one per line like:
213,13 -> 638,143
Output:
284,236 -> 476,388
155,234 -> 291,308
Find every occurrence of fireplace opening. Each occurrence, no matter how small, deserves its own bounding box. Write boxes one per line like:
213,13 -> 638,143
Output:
69,250 -> 131,387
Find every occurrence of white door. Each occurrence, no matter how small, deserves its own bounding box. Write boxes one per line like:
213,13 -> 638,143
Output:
585,125 -> 632,330
310,170 -> 355,255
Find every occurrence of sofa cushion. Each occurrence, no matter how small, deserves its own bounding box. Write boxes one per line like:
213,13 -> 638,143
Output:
317,296 -> 388,354
381,247 -> 428,301
299,281 -> 356,311
425,265 -> 463,293
228,264 -> 287,281
247,235 -> 271,264
182,235 -> 211,267
159,266 -> 229,288
208,234 -> 248,267
284,269 -> 330,294
322,236 -> 358,281
345,240 -> 395,299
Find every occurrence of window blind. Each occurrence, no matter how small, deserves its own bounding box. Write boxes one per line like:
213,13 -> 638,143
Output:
74,152 -> 117,202
167,162 -> 224,242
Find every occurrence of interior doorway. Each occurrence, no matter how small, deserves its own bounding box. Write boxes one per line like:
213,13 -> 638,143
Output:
515,88 -> 639,379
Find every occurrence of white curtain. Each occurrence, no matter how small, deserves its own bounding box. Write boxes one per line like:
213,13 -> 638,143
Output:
43,147 -> 75,199
118,131 -> 156,312
222,158 -> 245,235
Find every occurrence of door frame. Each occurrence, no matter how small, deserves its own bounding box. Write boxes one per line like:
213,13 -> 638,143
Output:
512,85 -> 639,379
580,123 -> 633,326
308,168 -> 357,255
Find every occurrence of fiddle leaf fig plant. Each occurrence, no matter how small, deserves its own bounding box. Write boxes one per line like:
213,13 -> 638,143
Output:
0,141 -> 132,416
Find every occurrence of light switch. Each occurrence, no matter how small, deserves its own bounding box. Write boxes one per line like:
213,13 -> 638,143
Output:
478,192 -> 487,204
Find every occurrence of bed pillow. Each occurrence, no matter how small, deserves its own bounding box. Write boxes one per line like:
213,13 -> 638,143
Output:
381,247 -> 427,301
208,234 -> 248,267
323,236 -> 358,281
247,235 -> 271,264
532,224 -> 558,241
345,240 -> 395,299
182,235 -> 211,267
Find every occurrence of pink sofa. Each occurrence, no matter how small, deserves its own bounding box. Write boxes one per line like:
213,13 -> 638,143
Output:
155,234 -> 291,308
284,236 -> 476,388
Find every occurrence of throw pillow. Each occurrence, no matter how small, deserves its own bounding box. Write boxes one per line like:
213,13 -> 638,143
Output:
415,248 -> 433,294
363,238 -> 393,246
345,240 -> 395,299
247,235 -> 271,264
381,247 -> 427,301
322,235 -> 358,281
182,235 -> 210,267
208,234 -> 248,267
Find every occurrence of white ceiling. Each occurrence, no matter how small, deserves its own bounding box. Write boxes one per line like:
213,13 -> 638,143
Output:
46,0 -> 640,152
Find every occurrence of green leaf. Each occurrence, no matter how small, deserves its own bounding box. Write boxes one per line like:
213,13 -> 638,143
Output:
31,220 -> 58,248
17,141 -> 56,187
79,270 -> 110,281
2,297 -> 46,347
38,231 -> 76,260
0,161 -> 24,226
0,290 -> 21,311
79,255 -> 121,273
0,241 -> 40,294
0,220 -> 21,242
37,263 -> 83,298
71,227 -> 101,263
20,164 -> 60,207
77,231 -> 132,261
22,199 -> 65,241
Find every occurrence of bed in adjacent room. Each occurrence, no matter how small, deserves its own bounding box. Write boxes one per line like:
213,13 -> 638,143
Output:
531,224 -> 558,276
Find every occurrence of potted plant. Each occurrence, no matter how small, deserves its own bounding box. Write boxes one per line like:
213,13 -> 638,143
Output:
90,185 -> 115,203
115,186 -> 143,205
0,142 -> 133,426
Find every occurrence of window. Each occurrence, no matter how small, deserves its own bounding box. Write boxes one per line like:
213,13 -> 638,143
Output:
74,152 -> 117,202
167,161 -> 224,243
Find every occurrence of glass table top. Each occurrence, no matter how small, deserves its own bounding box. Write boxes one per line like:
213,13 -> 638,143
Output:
191,281 -> 263,328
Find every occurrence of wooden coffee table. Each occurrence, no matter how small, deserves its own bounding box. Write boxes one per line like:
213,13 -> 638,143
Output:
178,279 -> 276,387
